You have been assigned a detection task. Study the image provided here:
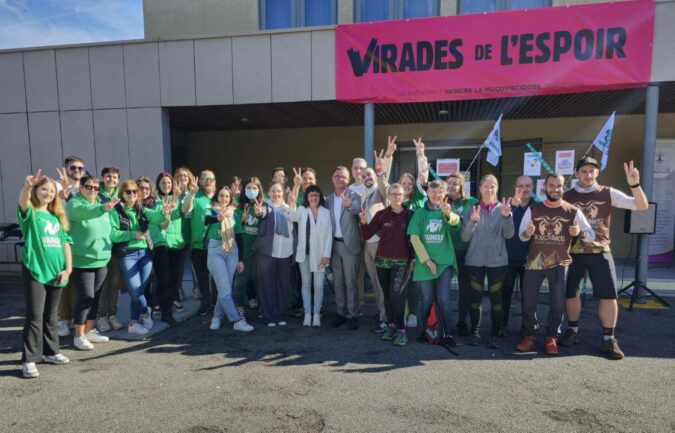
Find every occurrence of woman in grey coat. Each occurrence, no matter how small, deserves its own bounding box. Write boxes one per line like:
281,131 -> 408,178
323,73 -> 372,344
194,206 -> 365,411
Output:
461,174 -> 515,349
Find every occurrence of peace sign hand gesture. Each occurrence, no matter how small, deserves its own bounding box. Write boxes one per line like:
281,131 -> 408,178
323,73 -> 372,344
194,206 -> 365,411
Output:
292,167 -> 302,188
385,135 -> 397,157
162,196 -> 177,215
413,137 -> 425,156
441,197 -> 452,218
373,149 -> 385,175
253,201 -> 264,216
500,197 -> 512,217
624,160 -> 640,185
470,204 -> 481,222
56,167 -> 69,188
188,177 -> 199,194
103,198 -> 120,212
511,189 -> 522,207
24,169 -> 44,188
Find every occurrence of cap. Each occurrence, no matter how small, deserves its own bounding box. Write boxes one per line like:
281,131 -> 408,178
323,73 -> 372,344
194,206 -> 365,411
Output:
576,157 -> 599,171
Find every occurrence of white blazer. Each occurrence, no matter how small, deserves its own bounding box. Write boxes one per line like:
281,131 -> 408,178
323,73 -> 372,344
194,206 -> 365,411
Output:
289,206 -> 333,273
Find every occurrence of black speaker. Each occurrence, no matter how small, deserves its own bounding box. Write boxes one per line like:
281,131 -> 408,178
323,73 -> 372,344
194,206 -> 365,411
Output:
624,202 -> 657,234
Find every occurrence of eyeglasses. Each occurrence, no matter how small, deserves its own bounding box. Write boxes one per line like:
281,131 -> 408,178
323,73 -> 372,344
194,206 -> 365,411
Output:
82,184 -> 100,192
124,190 -> 138,195
201,177 -> 215,182
69,165 -> 85,172
138,185 -> 151,191
307,193 -> 321,198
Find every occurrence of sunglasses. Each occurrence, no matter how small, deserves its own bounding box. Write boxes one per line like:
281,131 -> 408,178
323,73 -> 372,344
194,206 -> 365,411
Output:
124,190 -> 138,195
69,165 -> 85,172
82,184 -> 100,192
201,177 -> 215,182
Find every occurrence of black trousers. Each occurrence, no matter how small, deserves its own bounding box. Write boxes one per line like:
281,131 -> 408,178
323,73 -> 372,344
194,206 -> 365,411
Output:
154,247 -> 183,315
501,264 -> 525,328
467,265 -> 508,337
191,248 -> 217,307
21,266 -> 63,363
376,264 -> 411,330
257,254 -> 291,323
72,266 -> 108,325
454,251 -> 471,327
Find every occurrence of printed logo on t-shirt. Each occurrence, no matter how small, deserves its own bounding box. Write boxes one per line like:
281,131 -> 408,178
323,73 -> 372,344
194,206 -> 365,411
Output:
575,200 -> 606,225
533,216 -> 570,243
42,220 -> 62,248
424,219 -> 444,243
44,220 -> 60,235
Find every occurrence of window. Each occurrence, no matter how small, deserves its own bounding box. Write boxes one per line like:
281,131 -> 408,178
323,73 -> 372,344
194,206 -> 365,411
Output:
260,0 -> 336,30
458,0 -> 551,14
355,0 -> 440,23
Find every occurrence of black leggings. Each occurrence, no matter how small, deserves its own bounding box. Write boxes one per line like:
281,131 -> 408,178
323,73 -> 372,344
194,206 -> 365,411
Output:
21,266 -> 63,363
191,248 -> 217,307
501,264 -> 524,327
376,264 -> 411,330
72,266 -> 108,325
153,247 -> 183,314
467,266 -> 507,337
455,251 -> 471,327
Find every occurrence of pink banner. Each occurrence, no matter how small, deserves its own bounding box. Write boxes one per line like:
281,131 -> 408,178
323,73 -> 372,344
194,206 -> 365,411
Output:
336,0 -> 654,103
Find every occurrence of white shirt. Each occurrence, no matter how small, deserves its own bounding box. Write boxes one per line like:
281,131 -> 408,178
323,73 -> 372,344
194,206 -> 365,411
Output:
270,203 -> 294,259
333,192 -> 343,239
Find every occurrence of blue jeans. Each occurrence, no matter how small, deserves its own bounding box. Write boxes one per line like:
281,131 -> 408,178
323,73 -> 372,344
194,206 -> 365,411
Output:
119,249 -> 153,321
206,239 -> 241,322
419,266 -> 454,335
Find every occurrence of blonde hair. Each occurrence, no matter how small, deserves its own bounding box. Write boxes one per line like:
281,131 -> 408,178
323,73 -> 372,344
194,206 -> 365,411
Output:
30,177 -> 69,231
119,179 -> 141,207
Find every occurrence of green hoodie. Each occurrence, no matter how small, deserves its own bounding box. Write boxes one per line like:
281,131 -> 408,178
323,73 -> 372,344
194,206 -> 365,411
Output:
149,196 -> 185,249
110,205 -> 167,250
98,184 -> 119,204
66,193 -> 113,268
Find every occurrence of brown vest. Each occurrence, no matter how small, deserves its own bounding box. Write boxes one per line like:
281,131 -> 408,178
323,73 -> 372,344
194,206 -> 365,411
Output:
526,201 -> 578,270
563,185 -> 612,253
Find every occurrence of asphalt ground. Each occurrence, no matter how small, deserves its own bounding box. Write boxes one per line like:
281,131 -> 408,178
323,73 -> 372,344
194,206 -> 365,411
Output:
1,278 -> 674,433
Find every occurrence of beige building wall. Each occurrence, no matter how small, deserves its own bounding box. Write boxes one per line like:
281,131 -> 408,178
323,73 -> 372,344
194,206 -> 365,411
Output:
177,113 -> 675,258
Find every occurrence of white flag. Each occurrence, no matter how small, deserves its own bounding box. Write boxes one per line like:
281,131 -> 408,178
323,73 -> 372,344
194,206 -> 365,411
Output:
485,114 -> 503,167
592,112 -> 615,171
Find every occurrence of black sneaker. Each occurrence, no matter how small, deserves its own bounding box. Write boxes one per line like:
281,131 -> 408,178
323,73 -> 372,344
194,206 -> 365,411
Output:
600,338 -> 625,360
331,315 -> 347,328
468,333 -> 481,346
497,325 -> 508,338
197,303 -> 209,317
559,328 -> 581,347
381,327 -> 397,341
487,336 -> 501,350
443,335 -> 457,348
348,317 -> 359,330
373,321 -> 388,333
456,322 -> 469,337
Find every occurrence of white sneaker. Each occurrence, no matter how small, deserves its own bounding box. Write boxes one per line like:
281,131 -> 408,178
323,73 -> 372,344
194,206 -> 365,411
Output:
209,317 -> 222,330
42,353 -> 70,364
267,322 -> 277,328
108,315 -> 123,330
141,310 -> 154,330
128,323 -> 149,335
303,314 -> 311,327
57,320 -> 70,337
312,314 -> 321,327
85,329 -> 109,343
233,319 -> 254,332
97,317 -> 112,332
278,321 -> 287,326
22,362 -> 39,378
74,335 -> 94,351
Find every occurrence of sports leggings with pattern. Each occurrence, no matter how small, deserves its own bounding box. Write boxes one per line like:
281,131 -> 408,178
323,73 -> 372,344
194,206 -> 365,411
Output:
466,266 -> 507,337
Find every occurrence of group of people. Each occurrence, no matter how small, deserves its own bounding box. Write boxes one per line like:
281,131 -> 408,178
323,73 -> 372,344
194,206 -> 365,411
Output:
17,136 -> 648,379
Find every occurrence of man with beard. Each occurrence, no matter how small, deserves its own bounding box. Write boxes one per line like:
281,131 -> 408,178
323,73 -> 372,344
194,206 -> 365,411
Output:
560,157 -> 648,359
56,155 -> 86,201
183,170 -> 217,315
516,173 -> 594,355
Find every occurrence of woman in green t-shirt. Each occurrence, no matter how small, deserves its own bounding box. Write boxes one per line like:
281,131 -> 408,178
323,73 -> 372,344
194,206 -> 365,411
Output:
67,174 -> 118,351
150,173 -> 183,326
110,179 -> 174,336
18,170 -> 73,379
407,180 -> 461,349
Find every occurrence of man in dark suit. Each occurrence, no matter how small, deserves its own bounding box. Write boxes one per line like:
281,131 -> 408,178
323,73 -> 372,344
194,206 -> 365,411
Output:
325,166 -> 362,330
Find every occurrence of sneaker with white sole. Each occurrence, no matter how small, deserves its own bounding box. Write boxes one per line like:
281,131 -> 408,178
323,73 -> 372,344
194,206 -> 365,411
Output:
108,315 -> 123,330
42,353 -> 70,364
85,329 -> 109,343
141,309 -> 154,329
233,319 -> 254,332
97,317 -> 112,332
128,323 -> 149,335
22,362 -> 39,378
303,314 -> 311,327
57,320 -> 70,337
209,317 -> 222,330
278,321 -> 287,326
74,335 -> 94,351
406,314 -> 417,328
312,314 -> 321,327
173,300 -> 185,312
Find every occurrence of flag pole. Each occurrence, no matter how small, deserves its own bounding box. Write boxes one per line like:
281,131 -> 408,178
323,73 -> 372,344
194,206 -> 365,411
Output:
463,141 -> 488,179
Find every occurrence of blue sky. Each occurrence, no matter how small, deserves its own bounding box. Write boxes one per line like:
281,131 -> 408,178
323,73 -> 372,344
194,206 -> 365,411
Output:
0,0 -> 144,50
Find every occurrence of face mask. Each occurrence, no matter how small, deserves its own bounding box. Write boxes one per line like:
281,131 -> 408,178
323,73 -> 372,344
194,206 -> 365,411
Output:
245,189 -> 258,200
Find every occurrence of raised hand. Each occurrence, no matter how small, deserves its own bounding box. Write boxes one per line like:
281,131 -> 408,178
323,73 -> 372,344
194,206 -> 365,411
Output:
385,135 -> 397,157
500,197 -> 512,217
413,137 -> 425,155
253,201 -> 263,216
292,167 -> 302,188
569,220 -> 581,237
511,190 -> 522,207
24,169 -> 43,188
188,177 -> 199,194
56,167 -> 68,188
103,198 -> 120,212
418,155 -> 429,175
470,204 -> 481,222
242,204 -> 250,222
162,196 -> 176,215
374,149 -> 385,175
441,197 -> 452,218
525,220 -> 536,238
341,192 -> 352,208
624,160 -> 640,185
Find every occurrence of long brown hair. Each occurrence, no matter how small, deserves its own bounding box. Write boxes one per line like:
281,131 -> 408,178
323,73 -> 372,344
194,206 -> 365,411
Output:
30,177 -> 69,231
446,173 -> 467,200
119,179 -> 141,207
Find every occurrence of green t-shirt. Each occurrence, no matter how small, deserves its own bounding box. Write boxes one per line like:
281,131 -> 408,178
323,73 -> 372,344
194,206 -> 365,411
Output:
450,196 -> 478,252
190,191 -> 213,250
204,208 -> 243,242
239,209 -> 261,259
66,193 -> 112,268
109,205 -> 166,250
407,206 -> 458,281
18,206 -> 73,287
149,197 -> 185,250
403,185 -> 426,211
